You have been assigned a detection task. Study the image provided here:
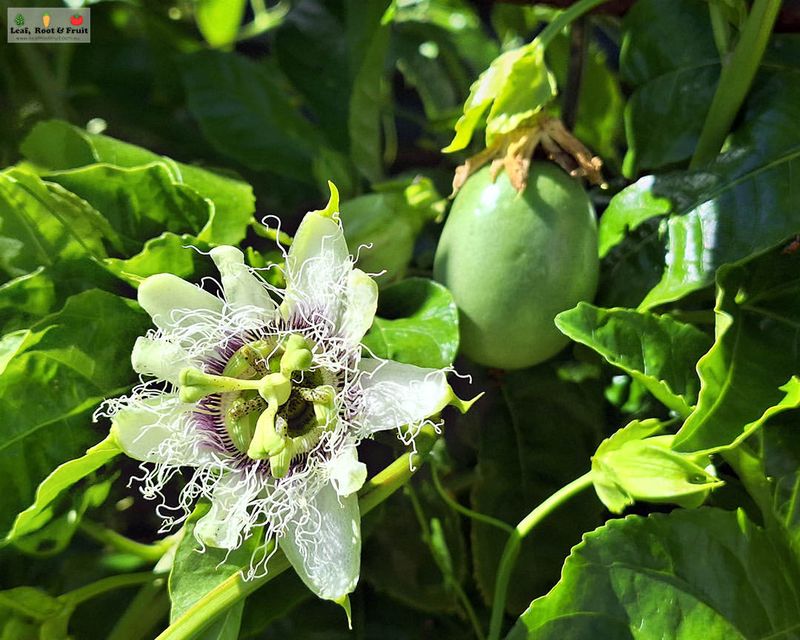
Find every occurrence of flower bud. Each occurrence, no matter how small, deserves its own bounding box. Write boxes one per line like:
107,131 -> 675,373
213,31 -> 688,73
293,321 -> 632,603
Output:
592,419 -> 723,514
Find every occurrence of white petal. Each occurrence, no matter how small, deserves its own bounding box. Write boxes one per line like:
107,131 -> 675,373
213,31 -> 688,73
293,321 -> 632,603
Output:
327,447 -> 367,497
131,337 -> 194,385
138,274 -> 223,336
339,269 -> 378,346
195,471 -> 256,550
110,393 -> 200,464
358,359 -> 450,434
283,212 -> 351,319
209,246 -> 276,320
279,483 -> 360,601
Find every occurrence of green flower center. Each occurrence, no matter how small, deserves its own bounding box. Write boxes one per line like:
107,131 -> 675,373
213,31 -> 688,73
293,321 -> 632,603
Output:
178,334 -> 337,477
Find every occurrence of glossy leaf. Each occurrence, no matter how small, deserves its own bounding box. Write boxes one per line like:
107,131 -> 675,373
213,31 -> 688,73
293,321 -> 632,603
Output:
556,302 -> 711,416
362,278 -> 459,369
507,509 -> 800,640
0,169 -> 112,280
340,177 -> 443,283
47,163 -> 210,248
472,366 -> 603,613
181,50 -> 320,181
620,0 -> 719,174
0,290 -> 148,536
673,250 -> 800,452
600,69 -> 800,310
21,119 -> 256,245
103,233 -> 209,287
6,436 -> 119,542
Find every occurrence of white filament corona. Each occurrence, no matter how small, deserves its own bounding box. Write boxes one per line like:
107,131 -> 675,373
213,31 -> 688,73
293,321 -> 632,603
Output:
95,205 -> 461,603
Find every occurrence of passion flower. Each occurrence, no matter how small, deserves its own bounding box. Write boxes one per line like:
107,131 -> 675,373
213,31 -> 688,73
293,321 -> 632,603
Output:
96,187 -> 472,604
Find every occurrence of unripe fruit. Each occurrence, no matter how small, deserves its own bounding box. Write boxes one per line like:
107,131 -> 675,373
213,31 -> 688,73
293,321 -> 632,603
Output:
434,163 -> 599,369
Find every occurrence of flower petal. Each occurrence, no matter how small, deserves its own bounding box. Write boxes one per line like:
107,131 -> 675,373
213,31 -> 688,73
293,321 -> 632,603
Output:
358,359 -> 450,434
209,246 -> 276,320
283,212 -> 350,319
195,471 -> 257,550
131,337 -> 195,385
339,269 -> 378,346
110,393 -> 202,465
138,273 -> 223,335
327,447 -> 367,497
279,483 -> 360,601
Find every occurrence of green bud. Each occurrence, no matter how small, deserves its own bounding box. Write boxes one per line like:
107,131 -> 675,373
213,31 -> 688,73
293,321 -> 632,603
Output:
592,419 -> 723,514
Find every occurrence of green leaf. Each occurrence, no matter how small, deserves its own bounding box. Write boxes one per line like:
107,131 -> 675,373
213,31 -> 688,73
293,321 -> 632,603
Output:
169,504 -> 260,622
46,163 -> 211,248
22,120 -> 256,246
507,508 -> 800,640
600,69 -> 800,310
6,436 -> 120,542
194,0 -> 247,49
673,249 -> 800,452
12,474 -> 114,557
340,177 -> 442,283
103,233 -> 209,287
619,0 -> 719,174
0,290 -> 149,536
181,50 -> 319,181
472,366 -> 603,613
0,269 -> 56,330
362,278 -> 459,369
555,302 -> 712,416
0,169 -> 113,280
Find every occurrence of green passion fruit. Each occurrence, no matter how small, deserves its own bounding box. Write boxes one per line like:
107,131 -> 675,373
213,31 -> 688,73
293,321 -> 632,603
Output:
433,163 -> 599,369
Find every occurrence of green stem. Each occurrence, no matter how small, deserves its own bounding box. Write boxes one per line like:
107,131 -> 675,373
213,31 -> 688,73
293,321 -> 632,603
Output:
250,221 -> 293,246
487,472 -> 594,640
79,520 -> 172,563
689,0 -> 782,168
431,465 -> 514,535
535,0 -> 608,50
107,577 -> 170,640
722,445 -> 779,531
709,1 -> 733,57
61,572 -> 156,607
155,426 -> 440,640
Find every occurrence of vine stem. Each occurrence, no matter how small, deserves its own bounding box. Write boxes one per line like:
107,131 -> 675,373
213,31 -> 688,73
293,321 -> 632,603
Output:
155,425 -> 439,640
535,0 -> 608,50
487,472 -> 594,640
689,0 -> 782,168
79,519 -> 173,563
60,572 -> 156,607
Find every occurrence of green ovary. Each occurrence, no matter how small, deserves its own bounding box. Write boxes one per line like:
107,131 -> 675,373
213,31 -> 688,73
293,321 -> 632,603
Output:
181,334 -> 338,477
